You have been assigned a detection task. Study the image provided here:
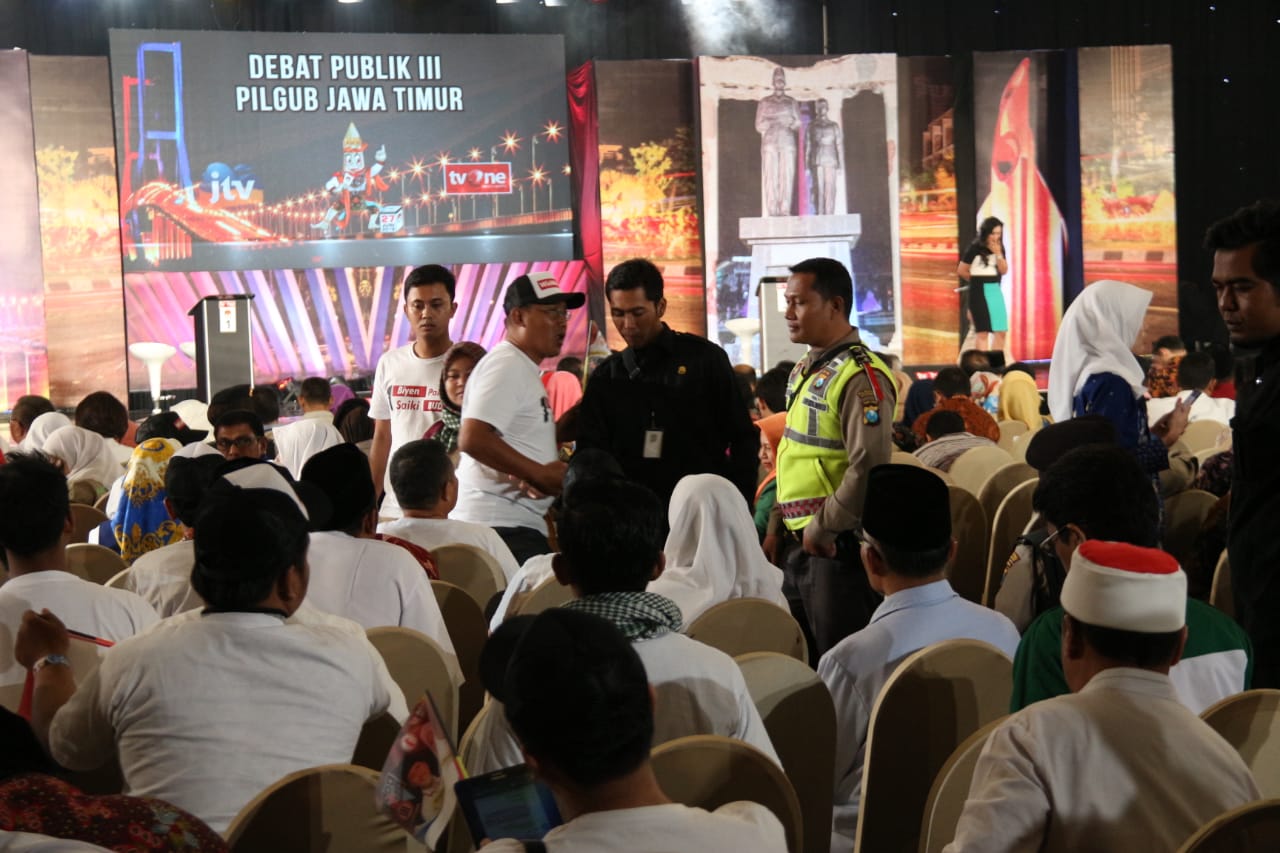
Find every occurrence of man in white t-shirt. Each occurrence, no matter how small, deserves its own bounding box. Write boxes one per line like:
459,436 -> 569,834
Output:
480,607 -> 787,853
272,377 -> 344,478
369,264 -> 458,518
14,465 -> 400,834
377,438 -> 520,581
0,455 -> 159,701
1145,350 -> 1236,426
454,272 -> 585,563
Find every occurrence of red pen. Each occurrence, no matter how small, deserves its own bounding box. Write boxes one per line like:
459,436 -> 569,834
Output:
67,629 -> 114,648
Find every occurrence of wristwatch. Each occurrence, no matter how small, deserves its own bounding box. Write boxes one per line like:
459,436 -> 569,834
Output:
32,654 -> 71,673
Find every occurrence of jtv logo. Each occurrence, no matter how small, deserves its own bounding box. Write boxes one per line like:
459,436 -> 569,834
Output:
443,162 -> 513,195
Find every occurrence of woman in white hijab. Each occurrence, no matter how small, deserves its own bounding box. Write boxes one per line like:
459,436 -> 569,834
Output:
1047,280 -> 1189,478
650,473 -> 788,628
15,411 -> 71,454
41,424 -> 127,501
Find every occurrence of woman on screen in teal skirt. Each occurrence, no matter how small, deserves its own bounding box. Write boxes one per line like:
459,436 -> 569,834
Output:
958,216 -> 1010,353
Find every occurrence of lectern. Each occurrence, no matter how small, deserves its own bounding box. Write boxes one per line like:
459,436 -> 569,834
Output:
189,295 -> 254,402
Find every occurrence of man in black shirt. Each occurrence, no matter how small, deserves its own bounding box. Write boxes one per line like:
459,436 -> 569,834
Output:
577,258 -> 758,508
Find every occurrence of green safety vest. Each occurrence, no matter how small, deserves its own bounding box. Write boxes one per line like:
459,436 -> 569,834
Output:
776,343 -> 891,531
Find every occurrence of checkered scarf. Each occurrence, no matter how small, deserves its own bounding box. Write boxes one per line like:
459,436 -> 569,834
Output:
562,592 -> 684,641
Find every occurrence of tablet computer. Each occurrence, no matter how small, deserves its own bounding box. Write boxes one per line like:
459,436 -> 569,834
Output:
453,764 -> 562,844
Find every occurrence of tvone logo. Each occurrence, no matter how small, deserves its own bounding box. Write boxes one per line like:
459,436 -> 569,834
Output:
443,162 -> 513,195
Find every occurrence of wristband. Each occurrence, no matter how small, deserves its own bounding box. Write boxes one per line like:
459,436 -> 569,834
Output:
32,654 -> 71,673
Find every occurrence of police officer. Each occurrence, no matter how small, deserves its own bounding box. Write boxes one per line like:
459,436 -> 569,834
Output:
765,257 -> 896,660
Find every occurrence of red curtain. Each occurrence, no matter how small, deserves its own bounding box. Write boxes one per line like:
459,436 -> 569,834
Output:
566,61 -> 604,331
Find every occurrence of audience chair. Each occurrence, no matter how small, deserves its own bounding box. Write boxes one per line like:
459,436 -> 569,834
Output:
1162,489 -> 1220,567
946,485 -> 989,605
431,579 -> 488,735
924,467 -> 956,486
1180,420 -> 1232,457
440,703 -> 499,853
855,638 -> 1013,853
686,598 -> 807,662
224,763 -> 419,853
92,491 -> 110,513
947,445 -> 1014,497
1006,432 -> 1030,462
505,574 -> 573,619
975,461 -> 1037,530
1200,689 -> 1280,797
432,543 -> 506,613
104,568 -> 132,590
366,626 -> 459,742
1176,798 -> 1280,853
69,503 -> 108,544
983,480 -> 1038,607
891,451 -> 925,468
64,543 -> 127,585
651,734 -> 804,853
995,419 -> 1028,451
918,716 -> 1007,853
1209,550 -> 1233,619
736,651 -> 836,853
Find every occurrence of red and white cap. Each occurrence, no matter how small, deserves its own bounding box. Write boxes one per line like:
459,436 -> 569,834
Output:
1060,541 -> 1186,633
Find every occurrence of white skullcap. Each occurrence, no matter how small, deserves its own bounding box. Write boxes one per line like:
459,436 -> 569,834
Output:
219,462 -> 310,520
1061,540 -> 1186,633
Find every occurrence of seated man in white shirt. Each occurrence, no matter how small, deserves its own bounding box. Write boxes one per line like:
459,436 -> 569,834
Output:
818,464 -> 1020,852
377,438 -> 520,582
467,477 -> 778,774
272,377 -> 344,478
0,454 -> 159,700
14,465 -> 402,833
1145,350 -> 1236,426
945,542 -> 1260,853
480,608 -> 788,853
299,443 -> 459,678
118,454 -> 225,617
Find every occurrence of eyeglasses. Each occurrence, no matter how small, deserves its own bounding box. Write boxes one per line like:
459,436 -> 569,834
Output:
530,304 -> 569,321
1038,526 -> 1067,559
215,435 -> 261,452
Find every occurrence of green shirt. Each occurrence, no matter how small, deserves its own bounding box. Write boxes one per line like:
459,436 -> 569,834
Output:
753,478 -> 777,541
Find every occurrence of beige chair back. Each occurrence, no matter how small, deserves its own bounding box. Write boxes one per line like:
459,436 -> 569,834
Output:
69,503 -> 108,545
92,491 -> 111,512
651,734 -> 804,853
104,568 -> 132,590
891,450 -> 925,467
1200,689 -> 1280,797
1209,550 -> 1233,619
1162,489 -> 1219,566
736,652 -> 836,853
224,763 -> 418,852
1180,419 -> 1232,456
946,485 -> 989,605
1176,798 -> 1280,853
431,579 -> 488,735
366,626 -> 458,741
64,543 -> 127,585
1006,431 -> 1031,462
506,574 -> 573,619
947,445 -> 1014,497
919,716 -> 1006,853
976,461 -> 1037,529
855,639 -> 1013,853
433,543 -> 506,613
983,479 -> 1038,606
995,419 -> 1028,449
686,598 -> 807,662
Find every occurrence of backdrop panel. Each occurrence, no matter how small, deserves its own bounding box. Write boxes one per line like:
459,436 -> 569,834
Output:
107,29 -> 573,273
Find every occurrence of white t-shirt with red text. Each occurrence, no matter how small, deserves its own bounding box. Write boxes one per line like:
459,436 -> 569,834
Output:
369,344 -> 445,517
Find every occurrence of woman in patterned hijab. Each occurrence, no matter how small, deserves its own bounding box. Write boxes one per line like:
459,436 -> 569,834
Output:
113,438 -> 184,565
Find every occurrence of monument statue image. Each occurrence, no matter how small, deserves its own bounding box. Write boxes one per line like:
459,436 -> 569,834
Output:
806,99 -> 844,215
755,67 -> 801,217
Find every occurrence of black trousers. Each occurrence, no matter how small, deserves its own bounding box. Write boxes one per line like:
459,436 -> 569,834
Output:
781,531 -> 883,665
493,525 -> 553,567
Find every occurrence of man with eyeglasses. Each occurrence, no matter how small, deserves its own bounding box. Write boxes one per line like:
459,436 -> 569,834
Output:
369,263 -> 458,519
454,272 -> 585,563
212,410 -> 268,461
1010,443 -> 1251,715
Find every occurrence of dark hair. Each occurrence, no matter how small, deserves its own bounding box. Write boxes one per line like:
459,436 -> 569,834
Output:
1207,344 -> 1235,381
1152,335 -> 1185,354
390,439 -> 453,510
605,258 -> 664,302
251,385 -> 280,425
11,396 -> 54,432
789,257 -> 853,319
557,479 -> 663,594
74,391 -> 128,441
968,216 -> 1004,258
0,454 -> 69,557
191,488 -> 309,610
208,385 -> 254,425
1176,351 -> 1215,391
404,264 -> 457,302
873,539 -> 952,579
1033,445 -> 1158,546
214,409 -> 265,438
926,409 -> 965,439
959,349 -> 990,376
298,377 -> 332,405
1002,362 -> 1037,379
164,455 -> 225,526
1204,199 -> 1280,290
773,360 -> 796,374
933,366 -> 970,398
334,398 -> 374,444
755,366 -> 789,414
1067,614 -> 1184,668
556,356 -> 583,377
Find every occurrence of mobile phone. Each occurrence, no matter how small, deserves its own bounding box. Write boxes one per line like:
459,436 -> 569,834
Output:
454,764 -> 562,845
1186,389 -> 1203,405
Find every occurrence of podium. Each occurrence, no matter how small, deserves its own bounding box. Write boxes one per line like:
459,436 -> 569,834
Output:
189,295 -> 254,401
